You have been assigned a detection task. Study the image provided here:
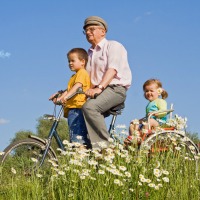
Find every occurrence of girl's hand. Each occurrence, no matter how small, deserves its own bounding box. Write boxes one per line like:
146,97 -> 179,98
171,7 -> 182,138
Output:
147,112 -> 155,116
148,112 -> 158,118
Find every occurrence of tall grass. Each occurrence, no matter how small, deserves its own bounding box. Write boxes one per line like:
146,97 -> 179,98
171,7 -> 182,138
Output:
0,138 -> 200,200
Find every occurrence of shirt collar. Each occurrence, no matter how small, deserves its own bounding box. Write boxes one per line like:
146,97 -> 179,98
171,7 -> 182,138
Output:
88,38 -> 107,53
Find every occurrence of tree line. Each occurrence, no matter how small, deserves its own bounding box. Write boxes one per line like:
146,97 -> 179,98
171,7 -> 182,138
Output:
8,116 -> 200,150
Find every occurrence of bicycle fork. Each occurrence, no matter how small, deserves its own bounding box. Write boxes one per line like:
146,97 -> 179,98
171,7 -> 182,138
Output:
39,107 -> 65,167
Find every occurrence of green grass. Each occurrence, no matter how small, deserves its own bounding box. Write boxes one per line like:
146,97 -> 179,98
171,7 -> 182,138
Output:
0,139 -> 200,200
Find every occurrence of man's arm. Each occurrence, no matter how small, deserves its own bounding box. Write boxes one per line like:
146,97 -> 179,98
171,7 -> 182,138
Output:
85,68 -> 117,97
99,68 -> 117,88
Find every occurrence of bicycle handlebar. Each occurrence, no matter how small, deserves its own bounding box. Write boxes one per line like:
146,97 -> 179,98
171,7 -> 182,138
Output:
147,109 -> 174,130
76,87 -> 98,99
55,87 -> 85,105
54,87 -> 99,105
52,89 -> 66,99
94,93 -> 99,99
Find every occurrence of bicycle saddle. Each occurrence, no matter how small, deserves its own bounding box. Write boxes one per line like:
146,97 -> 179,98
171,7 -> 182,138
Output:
104,102 -> 125,117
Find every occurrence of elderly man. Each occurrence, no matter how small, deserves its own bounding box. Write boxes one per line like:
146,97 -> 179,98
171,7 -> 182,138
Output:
82,16 -> 132,149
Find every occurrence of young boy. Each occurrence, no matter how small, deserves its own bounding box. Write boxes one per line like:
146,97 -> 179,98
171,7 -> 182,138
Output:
49,48 -> 91,148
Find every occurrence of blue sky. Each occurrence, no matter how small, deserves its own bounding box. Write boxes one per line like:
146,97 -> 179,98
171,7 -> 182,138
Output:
1,0 -> 200,150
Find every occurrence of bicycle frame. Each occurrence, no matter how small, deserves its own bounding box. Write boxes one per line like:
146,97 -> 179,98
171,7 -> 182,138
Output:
37,106 -> 65,166
32,87 -> 124,167
35,89 -> 85,166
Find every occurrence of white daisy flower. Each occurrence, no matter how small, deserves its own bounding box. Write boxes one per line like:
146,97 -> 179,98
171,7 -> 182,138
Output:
11,167 -> 16,174
162,177 -> 169,182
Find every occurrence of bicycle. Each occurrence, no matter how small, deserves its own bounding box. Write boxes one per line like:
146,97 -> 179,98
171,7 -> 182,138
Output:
125,107 -> 199,158
0,87 -> 125,174
2,88 -> 198,175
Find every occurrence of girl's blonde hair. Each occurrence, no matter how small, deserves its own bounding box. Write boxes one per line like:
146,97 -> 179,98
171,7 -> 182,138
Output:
143,79 -> 168,99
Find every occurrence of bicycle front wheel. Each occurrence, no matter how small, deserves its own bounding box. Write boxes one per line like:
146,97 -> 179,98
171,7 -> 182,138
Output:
1,138 -> 57,176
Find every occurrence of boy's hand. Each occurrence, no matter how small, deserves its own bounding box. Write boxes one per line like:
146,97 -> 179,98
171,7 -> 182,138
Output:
49,93 -> 59,101
55,96 -> 65,104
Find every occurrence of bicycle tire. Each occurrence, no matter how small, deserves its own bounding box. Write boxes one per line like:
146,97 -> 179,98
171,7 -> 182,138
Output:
140,130 -> 199,157
1,138 -> 57,175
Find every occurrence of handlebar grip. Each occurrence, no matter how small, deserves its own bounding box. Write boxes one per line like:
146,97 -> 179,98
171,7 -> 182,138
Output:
57,90 -> 64,94
53,93 -> 60,99
55,100 -> 62,105
53,89 -> 66,99
94,93 -> 99,99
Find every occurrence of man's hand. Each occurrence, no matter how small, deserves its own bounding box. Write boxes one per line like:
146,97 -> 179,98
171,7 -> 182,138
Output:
85,88 -> 102,98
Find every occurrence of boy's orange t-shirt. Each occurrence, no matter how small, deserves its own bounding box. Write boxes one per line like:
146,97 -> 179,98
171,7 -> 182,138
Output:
64,68 -> 90,117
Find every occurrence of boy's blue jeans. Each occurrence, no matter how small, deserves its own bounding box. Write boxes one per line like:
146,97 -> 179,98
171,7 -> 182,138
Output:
68,108 -> 91,147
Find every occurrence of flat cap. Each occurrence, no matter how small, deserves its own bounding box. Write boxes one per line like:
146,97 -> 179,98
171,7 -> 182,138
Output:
83,16 -> 108,32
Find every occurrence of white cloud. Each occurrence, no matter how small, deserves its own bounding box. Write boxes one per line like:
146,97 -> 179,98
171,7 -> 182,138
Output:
134,11 -> 153,23
0,118 -> 10,124
144,11 -> 153,16
134,16 -> 142,23
0,50 -> 11,58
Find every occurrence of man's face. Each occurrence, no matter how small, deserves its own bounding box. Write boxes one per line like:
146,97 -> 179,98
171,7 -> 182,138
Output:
83,25 -> 106,45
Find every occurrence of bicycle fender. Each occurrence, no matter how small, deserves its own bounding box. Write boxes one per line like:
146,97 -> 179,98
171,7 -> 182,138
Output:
28,135 -> 57,158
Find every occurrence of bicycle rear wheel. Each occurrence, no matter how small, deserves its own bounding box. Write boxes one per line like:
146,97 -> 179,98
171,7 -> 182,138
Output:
140,130 -> 199,157
1,138 -> 57,176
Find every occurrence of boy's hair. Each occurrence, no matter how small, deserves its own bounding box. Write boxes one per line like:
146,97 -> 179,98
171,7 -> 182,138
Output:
67,48 -> 88,67
143,79 -> 168,99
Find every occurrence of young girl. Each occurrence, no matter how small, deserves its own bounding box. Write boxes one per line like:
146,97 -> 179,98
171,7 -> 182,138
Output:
129,79 -> 168,140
